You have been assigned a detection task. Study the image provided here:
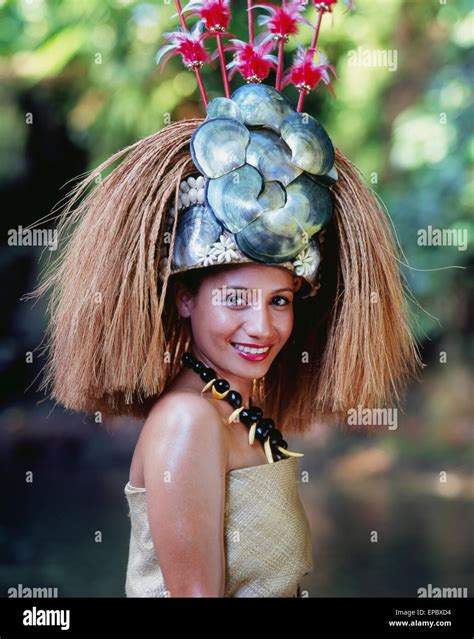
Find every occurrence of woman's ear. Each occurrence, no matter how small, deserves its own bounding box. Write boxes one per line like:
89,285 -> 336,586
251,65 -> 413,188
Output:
174,281 -> 195,318
293,276 -> 303,293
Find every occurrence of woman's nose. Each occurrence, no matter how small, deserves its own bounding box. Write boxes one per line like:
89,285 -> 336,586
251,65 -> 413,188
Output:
244,306 -> 274,341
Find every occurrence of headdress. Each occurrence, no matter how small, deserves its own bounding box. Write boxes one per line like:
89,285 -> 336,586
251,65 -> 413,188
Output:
156,0 -> 354,298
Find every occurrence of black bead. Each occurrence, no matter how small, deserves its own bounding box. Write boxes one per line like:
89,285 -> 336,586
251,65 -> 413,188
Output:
255,423 -> 271,442
200,367 -> 216,382
193,361 -> 205,374
226,390 -> 242,408
181,352 -> 196,368
270,430 -> 283,447
239,408 -> 253,427
279,439 -> 288,450
214,379 -> 230,393
274,452 -> 285,461
248,406 -> 263,421
259,417 -> 275,432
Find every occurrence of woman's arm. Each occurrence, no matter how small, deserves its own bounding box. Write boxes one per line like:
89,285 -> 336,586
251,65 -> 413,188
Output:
141,393 -> 228,597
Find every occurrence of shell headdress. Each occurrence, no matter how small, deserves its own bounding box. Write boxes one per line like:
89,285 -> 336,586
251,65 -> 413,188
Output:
157,0 -> 355,297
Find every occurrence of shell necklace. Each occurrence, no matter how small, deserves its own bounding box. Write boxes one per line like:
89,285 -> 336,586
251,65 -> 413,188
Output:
181,352 -> 304,463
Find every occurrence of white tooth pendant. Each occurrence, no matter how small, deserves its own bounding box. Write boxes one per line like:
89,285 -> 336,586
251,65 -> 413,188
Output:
264,437 -> 274,464
248,422 -> 257,445
201,378 -> 217,394
228,406 -> 244,424
277,446 -> 304,457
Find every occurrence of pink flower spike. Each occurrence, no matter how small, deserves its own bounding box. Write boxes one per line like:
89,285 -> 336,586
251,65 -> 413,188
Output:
313,0 -> 355,14
283,47 -> 336,94
181,1 -> 232,97
254,1 -> 310,41
156,24 -> 210,71
226,37 -> 277,83
181,0 -> 232,32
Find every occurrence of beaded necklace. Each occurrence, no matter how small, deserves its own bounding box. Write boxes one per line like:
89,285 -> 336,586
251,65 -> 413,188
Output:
181,352 -> 304,463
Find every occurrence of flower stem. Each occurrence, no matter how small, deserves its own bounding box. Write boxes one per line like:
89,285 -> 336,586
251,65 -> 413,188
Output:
276,38 -> 285,90
216,33 -> 231,98
174,0 -> 208,107
297,9 -> 325,112
248,0 -> 254,45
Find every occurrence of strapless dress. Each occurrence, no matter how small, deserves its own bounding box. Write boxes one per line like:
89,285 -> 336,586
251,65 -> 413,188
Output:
124,455 -> 313,597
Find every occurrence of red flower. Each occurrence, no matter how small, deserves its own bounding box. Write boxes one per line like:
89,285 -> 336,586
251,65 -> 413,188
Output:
283,47 -> 336,93
181,0 -> 232,32
254,1 -> 310,41
156,23 -> 210,70
313,0 -> 354,12
226,37 -> 277,82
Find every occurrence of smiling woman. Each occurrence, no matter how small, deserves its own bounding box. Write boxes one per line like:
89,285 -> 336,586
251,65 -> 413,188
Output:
30,2 -> 423,598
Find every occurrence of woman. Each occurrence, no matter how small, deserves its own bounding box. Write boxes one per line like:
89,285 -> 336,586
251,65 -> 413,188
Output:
126,261 -> 314,597
32,1 -> 422,598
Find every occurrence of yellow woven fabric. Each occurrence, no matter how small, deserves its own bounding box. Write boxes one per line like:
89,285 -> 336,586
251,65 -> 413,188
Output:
124,456 -> 313,597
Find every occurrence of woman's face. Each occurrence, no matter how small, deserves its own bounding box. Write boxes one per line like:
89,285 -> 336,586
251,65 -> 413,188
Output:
175,263 -> 299,379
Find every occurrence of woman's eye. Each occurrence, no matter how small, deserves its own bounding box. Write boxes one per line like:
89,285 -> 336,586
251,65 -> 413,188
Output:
226,294 -> 249,306
271,296 -> 291,306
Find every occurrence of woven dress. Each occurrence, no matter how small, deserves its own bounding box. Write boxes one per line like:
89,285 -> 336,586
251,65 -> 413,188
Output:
124,455 -> 313,597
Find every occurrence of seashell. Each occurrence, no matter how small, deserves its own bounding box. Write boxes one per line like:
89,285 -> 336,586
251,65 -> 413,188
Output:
189,188 -> 198,203
196,175 -> 205,189
181,192 -> 190,208
190,117 -> 250,179
280,112 -> 335,176
257,181 -> 286,212
197,189 -> 205,204
206,164 -> 263,234
206,97 -> 244,122
180,180 -> 190,193
246,129 -> 302,187
231,84 -> 294,133
235,174 -> 332,263
187,176 -> 197,188
171,204 -> 224,270
309,164 -> 338,187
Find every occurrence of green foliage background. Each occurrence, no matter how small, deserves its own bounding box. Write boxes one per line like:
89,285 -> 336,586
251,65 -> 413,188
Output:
1,0 -> 472,341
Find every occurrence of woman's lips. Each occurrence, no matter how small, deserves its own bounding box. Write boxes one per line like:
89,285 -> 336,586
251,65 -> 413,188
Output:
230,342 -> 272,362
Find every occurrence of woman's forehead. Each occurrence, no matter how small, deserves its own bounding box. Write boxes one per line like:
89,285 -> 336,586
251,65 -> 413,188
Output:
204,263 -> 300,289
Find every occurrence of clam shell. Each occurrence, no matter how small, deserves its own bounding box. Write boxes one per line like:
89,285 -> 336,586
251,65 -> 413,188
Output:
309,164 -> 338,187
231,84 -> 294,133
190,117 -> 250,179
206,164 -> 263,234
206,97 -> 243,122
280,112 -> 335,176
235,174 -> 332,263
246,129 -> 302,187
171,204 -> 224,270
258,181 -> 286,212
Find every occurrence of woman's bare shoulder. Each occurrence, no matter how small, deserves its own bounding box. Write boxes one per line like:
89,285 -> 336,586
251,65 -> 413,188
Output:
138,390 -> 229,467
146,389 -> 225,428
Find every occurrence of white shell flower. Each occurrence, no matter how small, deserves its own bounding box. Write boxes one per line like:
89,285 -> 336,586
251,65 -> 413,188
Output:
293,242 -> 320,279
197,232 -> 240,266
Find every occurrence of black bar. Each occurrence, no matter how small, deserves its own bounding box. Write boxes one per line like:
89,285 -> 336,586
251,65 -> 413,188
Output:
0,597 -> 472,635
